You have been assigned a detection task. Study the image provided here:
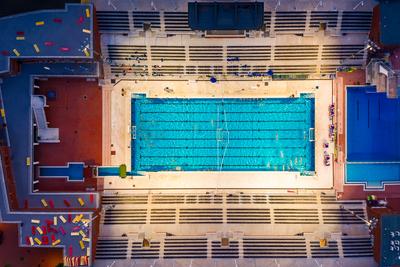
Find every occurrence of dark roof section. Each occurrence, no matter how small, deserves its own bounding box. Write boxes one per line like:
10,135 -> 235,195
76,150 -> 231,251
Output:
0,0 -> 80,18
379,0 -> 400,45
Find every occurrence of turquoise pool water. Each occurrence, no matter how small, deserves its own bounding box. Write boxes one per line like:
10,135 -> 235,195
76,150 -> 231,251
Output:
132,95 -> 315,172
97,166 -> 136,176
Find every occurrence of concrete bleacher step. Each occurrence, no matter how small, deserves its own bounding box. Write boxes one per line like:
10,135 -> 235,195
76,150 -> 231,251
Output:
98,192 -> 369,240
95,235 -> 373,261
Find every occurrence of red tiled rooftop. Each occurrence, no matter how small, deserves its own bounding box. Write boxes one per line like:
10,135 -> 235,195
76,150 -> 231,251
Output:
33,77 -> 103,192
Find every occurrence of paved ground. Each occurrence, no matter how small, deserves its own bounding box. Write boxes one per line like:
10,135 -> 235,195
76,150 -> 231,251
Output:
105,79 -> 334,190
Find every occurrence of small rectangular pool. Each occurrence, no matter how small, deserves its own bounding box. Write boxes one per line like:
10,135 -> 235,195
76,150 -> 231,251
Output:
131,95 -> 315,172
38,162 -> 84,181
346,86 -> 400,188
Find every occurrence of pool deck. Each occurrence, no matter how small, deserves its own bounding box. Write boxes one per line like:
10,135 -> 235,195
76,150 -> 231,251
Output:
34,77 -> 103,192
104,79 -> 334,189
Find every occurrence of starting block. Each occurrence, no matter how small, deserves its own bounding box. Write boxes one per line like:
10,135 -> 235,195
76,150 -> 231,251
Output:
31,219 -> 40,224
36,226 -> 43,235
53,216 -> 57,226
40,199 -> 48,207
77,197 -> 85,206
85,8 -> 90,18
13,49 -> 20,57
34,237 -> 42,245
29,237 -> 34,246
52,239 -> 61,246
16,36 -> 25,40
82,237 -> 90,242
35,21 -> 45,26
71,232 -> 79,236
82,29 -> 91,34
33,44 -> 40,53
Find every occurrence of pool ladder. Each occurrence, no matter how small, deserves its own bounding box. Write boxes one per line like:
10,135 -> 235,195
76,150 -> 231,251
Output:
131,126 -> 136,140
309,128 -> 315,142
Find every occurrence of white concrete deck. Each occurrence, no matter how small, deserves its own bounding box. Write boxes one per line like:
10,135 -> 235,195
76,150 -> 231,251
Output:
104,79 -> 334,190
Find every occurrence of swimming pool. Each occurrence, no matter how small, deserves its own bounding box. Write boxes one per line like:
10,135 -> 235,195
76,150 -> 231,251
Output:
131,95 -> 315,172
346,86 -> 400,188
38,162 -> 84,181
